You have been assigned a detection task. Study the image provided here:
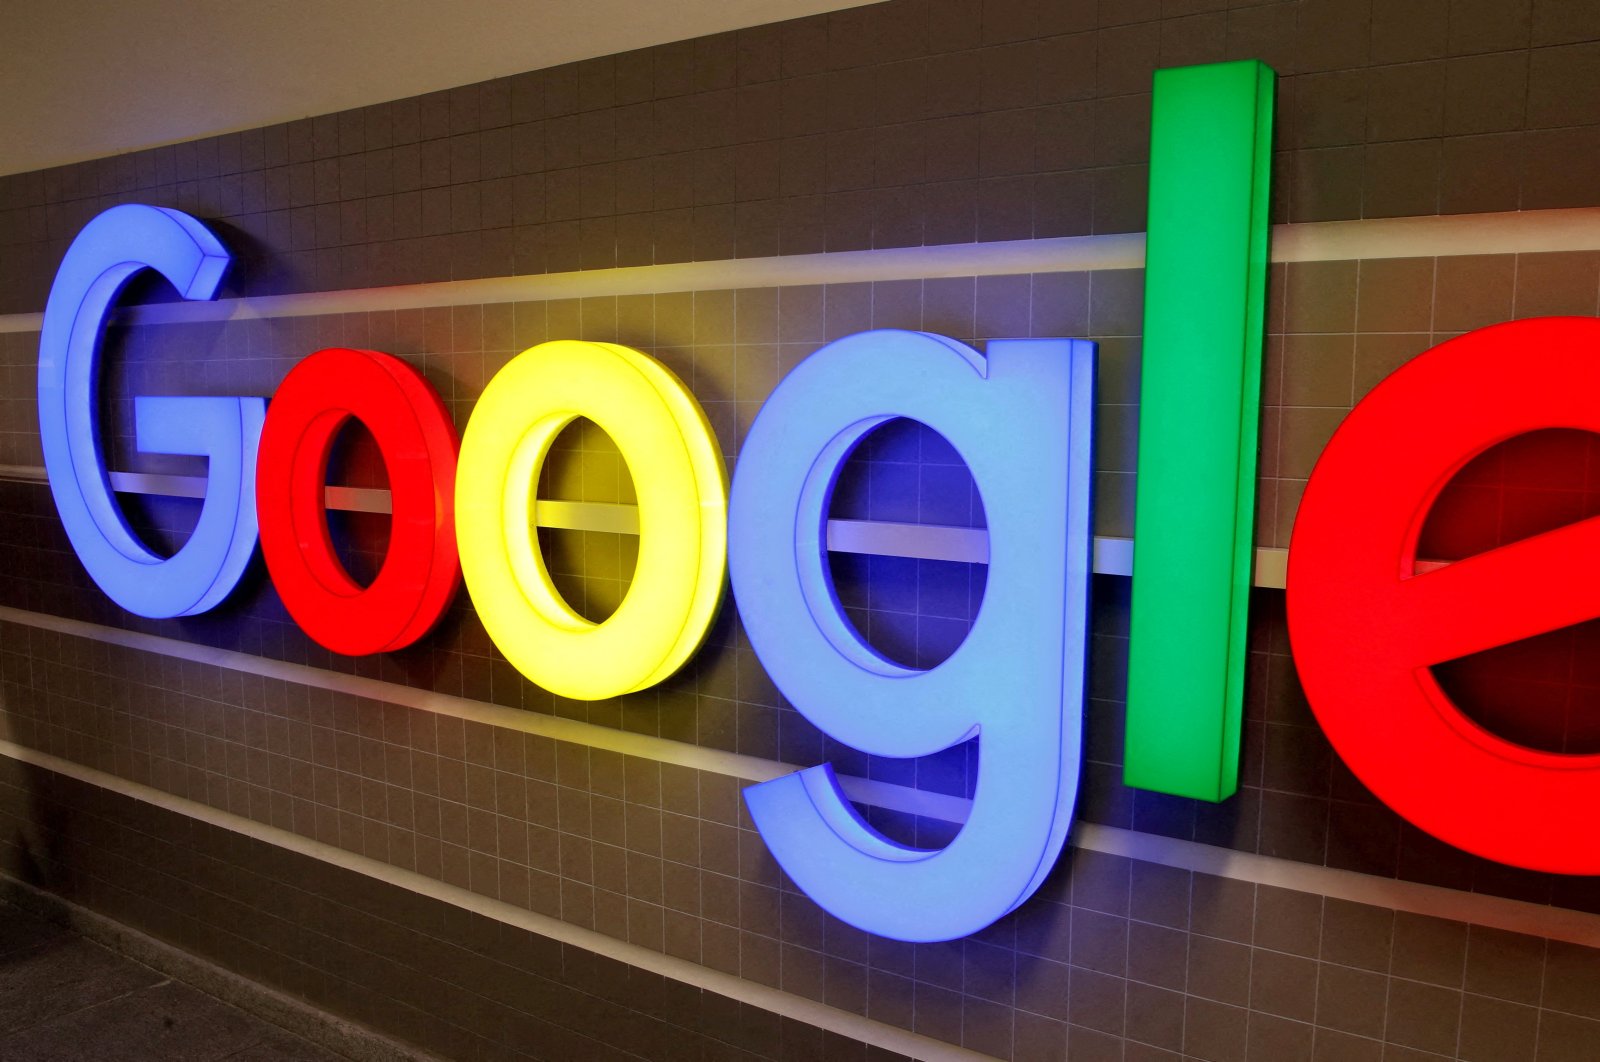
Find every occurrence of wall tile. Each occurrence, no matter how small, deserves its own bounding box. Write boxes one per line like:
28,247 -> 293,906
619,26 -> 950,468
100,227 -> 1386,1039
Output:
8,4 -> 1600,1060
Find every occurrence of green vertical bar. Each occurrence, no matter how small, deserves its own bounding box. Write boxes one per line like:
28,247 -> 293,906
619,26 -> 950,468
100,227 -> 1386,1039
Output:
1124,60 -> 1276,802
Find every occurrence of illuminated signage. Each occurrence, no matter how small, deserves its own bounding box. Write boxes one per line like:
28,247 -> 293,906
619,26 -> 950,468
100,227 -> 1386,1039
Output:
455,339 -> 727,701
1125,60 -> 1274,803
1288,317 -> 1600,875
728,331 -> 1094,941
256,346 -> 460,655
38,198 -> 1098,942
37,204 -> 262,619
39,56 -> 1597,942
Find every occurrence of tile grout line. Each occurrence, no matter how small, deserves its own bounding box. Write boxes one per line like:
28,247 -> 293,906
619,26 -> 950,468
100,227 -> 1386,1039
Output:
0,736 -> 994,1062
3,206 -> 1600,334
0,975 -> 169,1043
7,604 -> 1600,953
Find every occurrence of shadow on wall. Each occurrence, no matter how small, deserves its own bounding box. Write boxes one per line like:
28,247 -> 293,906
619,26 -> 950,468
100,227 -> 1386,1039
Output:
1,757 -> 74,902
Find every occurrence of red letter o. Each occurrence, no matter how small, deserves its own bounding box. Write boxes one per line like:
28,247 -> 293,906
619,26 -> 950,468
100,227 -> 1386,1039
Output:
256,348 -> 459,655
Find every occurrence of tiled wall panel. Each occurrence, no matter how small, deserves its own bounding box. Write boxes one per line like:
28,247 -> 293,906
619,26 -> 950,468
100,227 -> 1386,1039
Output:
6,0 -> 1600,315
0,761 -> 917,1062
7,0 -> 1600,1059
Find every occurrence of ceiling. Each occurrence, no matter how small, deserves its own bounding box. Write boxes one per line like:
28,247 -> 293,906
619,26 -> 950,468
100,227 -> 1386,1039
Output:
0,0 -> 878,176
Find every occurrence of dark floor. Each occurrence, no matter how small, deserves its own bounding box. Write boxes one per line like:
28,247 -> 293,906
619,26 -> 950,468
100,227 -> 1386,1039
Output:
0,900 -> 344,1061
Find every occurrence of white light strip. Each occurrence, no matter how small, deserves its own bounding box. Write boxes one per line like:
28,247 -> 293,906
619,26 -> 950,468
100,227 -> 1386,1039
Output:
0,604 -> 975,825
5,206 -> 1598,336
0,231 -> 1145,335
534,498 -> 638,535
0,465 -> 1294,587
8,601 -> 1600,953
1074,823 -> 1600,949
1272,207 -> 1600,263
0,738 -> 989,1062
827,519 -> 988,564
2,464 -> 400,514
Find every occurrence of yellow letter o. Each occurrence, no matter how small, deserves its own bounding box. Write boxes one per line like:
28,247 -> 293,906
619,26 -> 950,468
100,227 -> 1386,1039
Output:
456,341 -> 726,700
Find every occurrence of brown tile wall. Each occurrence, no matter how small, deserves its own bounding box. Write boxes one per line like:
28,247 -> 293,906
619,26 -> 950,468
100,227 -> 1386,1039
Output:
6,0 -> 1600,316
0,759 -> 914,1062
8,695 -> 1600,1062
7,0 -> 1600,1058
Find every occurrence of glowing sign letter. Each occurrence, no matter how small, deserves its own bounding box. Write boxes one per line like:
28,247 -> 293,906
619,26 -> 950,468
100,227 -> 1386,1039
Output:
1125,60 -> 1276,802
37,204 -> 263,618
256,347 -> 459,655
1290,317 -> 1600,874
728,331 -> 1095,942
455,341 -> 726,700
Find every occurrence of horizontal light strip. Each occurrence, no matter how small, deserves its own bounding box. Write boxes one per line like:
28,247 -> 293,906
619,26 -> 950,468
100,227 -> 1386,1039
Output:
0,465 -> 1293,586
535,498 -> 638,535
827,519 -> 988,564
1271,206 -> 1600,263
0,231 -> 1144,335
0,738 -> 988,1062
5,206 -> 1598,336
1075,823 -> 1600,949
8,601 -> 1600,953
1,464 -> 400,514
0,604 -> 975,825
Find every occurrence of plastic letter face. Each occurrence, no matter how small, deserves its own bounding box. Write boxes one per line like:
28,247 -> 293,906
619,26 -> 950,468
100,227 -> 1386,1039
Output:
728,330 -> 1096,942
256,347 -> 460,655
1289,317 -> 1600,874
1125,59 -> 1276,802
37,204 -> 263,618
455,340 -> 727,700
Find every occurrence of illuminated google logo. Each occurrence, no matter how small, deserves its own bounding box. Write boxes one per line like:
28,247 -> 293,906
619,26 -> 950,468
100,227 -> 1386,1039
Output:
37,56 -> 1600,944
42,196 -> 1094,944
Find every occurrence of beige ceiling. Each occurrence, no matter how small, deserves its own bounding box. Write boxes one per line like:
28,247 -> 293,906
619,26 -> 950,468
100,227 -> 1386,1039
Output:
0,0 -> 879,176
